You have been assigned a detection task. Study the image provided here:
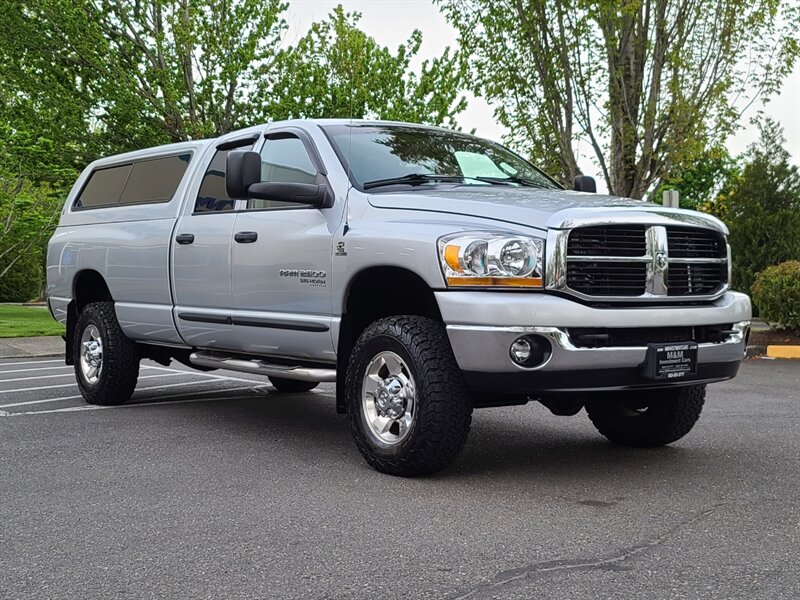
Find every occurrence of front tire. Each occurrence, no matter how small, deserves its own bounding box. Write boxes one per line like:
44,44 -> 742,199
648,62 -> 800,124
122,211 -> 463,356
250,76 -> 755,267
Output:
268,377 -> 319,393
73,302 -> 140,405
585,385 -> 706,447
345,316 -> 472,476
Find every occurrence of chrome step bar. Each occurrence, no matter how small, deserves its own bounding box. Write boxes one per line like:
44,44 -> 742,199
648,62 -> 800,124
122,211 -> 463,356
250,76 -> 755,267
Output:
189,352 -> 336,382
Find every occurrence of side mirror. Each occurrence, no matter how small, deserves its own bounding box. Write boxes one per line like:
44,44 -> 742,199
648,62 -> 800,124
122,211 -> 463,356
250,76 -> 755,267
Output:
248,182 -> 334,208
225,150 -> 334,208
573,175 -> 597,193
226,151 -> 261,199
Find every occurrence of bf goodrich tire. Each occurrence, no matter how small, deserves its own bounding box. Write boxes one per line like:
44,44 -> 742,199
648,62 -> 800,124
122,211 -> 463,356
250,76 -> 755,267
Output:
268,377 -> 319,393
345,316 -> 472,476
585,385 -> 706,447
73,302 -> 140,405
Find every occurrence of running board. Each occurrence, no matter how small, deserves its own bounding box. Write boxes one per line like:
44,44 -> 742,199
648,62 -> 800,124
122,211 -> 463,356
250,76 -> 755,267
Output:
189,352 -> 336,383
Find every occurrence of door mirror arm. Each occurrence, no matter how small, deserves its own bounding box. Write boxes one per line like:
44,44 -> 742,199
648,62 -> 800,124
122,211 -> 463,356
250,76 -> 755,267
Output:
247,182 -> 334,208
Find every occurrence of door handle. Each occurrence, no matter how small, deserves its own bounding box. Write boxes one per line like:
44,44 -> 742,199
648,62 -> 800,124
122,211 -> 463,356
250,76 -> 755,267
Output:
234,231 -> 258,244
175,233 -> 195,245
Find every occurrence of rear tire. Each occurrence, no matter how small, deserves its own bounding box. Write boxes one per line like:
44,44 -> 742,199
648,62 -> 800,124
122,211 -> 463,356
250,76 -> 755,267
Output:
268,377 -> 319,393
585,385 -> 706,447
73,302 -> 140,406
345,316 -> 472,476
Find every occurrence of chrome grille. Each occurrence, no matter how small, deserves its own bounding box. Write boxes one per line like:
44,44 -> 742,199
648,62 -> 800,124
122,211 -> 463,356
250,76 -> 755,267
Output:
666,227 -> 726,259
567,225 -> 647,257
567,262 -> 647,296
563,225 -> 728,299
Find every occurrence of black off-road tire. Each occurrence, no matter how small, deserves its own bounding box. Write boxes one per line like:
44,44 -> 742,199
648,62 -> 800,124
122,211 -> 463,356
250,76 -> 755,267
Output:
73,302 -> 140,405
585,385 -> 706,447
345,316 -> 473,477
268,377 -> 319,393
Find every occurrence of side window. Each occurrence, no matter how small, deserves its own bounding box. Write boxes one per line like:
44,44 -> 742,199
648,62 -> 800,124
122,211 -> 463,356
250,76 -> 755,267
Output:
75,154 -> 191,209
194,147 -> 251,213
119,154 -> 191,205
75,164 -> 132,208
246,136 -> 318,210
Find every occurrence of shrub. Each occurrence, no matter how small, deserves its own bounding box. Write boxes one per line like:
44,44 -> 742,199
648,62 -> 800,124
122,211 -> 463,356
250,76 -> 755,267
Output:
0,250 -> 43,302
751,261 -> 800,331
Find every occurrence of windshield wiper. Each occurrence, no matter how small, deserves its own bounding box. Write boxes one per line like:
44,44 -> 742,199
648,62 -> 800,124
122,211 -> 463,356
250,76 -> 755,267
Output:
363,173 -> 470,190
473,175 -> 544,188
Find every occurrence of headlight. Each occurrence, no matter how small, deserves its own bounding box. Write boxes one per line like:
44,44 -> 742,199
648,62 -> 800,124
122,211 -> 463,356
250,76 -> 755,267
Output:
438,232 -> 544,287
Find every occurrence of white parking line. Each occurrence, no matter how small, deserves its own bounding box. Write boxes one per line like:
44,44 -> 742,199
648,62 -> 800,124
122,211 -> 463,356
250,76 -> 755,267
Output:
9,390 -> 268,417
0,383 -> 270,411
2,372 -> 82,383
143,364 -> 269,385
0,372 -> 177,396
0,365 -> 73,375
0,359 -> 65,367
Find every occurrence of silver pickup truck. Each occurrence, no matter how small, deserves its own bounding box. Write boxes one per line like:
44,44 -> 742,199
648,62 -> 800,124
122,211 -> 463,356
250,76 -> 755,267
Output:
46,119 -> 751,475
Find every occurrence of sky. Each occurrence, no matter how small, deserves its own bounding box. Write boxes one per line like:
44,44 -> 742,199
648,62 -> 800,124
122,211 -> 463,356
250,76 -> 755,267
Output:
284,0 -> 800,188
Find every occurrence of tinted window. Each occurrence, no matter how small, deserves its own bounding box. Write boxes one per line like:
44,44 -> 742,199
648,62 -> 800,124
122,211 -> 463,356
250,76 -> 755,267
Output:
119,154 -> 191,204
75,164 -> 132,208
76,153 -> 191,209
245,137 -> 318,210
195,148 -> 248,213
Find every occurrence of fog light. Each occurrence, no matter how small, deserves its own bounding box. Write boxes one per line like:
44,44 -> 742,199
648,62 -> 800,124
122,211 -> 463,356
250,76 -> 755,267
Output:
510,339 -> 532,363
509,335 -> 552,368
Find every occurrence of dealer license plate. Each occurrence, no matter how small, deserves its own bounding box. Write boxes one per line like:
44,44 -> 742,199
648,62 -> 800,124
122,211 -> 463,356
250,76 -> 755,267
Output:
642,342 -> 698,381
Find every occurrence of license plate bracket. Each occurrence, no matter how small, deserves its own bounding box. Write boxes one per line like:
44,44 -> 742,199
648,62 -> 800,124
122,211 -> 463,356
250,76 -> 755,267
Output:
642,342 -> 698,381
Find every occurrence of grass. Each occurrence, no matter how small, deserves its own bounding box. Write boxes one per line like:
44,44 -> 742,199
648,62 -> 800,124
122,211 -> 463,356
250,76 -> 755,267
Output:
0,305 -> 65,338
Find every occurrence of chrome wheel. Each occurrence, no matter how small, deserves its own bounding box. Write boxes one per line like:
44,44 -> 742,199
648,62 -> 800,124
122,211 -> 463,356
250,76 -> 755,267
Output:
80,324 -> 103,384
361,351 -> 416,445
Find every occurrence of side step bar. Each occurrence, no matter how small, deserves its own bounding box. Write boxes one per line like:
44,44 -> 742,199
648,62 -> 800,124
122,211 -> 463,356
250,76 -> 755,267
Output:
189,352 -> 336,383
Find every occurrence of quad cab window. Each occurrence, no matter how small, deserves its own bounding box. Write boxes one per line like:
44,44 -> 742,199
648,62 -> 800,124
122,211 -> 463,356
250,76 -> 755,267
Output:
75,153 -> 191,209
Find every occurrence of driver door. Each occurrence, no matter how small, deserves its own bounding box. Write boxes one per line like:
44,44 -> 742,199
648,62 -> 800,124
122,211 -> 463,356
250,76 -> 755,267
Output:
228,130 -> 337,363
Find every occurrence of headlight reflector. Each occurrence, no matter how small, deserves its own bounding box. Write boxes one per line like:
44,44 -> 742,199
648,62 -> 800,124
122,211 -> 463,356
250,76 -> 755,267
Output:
438,232 -> 544,287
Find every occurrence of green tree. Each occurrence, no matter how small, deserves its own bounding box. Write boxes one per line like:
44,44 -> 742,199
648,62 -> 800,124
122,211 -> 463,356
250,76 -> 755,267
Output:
2,0 -> 289,148
655,147 -> 739,210
723,119 -> 800,296
267,7 -> 466,127
437,0 -> 800,197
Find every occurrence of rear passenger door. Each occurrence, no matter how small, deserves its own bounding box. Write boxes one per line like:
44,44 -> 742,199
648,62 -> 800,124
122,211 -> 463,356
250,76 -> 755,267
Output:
227,130 -> 336,363
172,140 -> 254,349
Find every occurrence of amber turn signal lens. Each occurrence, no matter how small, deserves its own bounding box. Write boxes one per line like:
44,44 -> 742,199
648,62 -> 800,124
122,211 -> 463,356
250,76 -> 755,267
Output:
443,244 -> 461,271
446,276 -> 543,287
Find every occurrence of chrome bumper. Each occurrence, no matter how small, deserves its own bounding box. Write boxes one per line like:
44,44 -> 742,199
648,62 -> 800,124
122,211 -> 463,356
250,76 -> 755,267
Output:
436,291 -> 751,378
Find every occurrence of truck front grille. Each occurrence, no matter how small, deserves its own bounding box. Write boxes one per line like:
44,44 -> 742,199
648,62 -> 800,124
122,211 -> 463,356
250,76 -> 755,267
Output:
568,324 -> 735,348
564,225 -> 728,299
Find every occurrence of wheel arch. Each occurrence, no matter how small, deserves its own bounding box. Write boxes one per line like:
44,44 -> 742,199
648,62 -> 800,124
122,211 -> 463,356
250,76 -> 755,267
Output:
65,270 -> 114,365
335,266 -> 444,413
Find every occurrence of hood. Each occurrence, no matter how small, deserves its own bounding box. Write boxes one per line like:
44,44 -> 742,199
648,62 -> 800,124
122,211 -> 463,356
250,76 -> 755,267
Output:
366,187 -> 726,233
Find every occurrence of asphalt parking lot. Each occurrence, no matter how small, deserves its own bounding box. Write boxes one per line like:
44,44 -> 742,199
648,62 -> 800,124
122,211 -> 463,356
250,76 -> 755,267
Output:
1,356 -> 798,599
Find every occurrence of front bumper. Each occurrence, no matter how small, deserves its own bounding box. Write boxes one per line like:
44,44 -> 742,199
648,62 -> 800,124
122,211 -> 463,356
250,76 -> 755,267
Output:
436,291 -> 751,392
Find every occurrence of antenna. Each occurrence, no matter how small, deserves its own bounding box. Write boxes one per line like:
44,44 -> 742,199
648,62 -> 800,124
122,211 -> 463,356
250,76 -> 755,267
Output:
342,49 -> 357,236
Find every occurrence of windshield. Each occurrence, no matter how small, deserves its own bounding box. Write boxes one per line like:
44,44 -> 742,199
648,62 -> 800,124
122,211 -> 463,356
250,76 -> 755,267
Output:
321,124 -> 561,191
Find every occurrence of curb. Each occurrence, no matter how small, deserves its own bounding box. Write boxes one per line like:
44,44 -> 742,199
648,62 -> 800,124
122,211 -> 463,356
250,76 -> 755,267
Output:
746,345 -> 767,358
0,336 -> 65,359
766,345 -> 800,359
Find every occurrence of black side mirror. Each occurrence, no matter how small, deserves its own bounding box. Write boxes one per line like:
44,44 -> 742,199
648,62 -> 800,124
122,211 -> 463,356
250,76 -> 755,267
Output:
226,151 -> 261,198
248,182 -> 334,208
573,175 -> 597,193
225,150 -> 334,208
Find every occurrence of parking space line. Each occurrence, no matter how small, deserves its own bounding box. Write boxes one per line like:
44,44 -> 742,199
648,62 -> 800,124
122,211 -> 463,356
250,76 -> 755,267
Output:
0,372 -> 177,396
0,382 -> 270,411
143,364 -> 271,385
2,373 -> 83,383
9,392 -> 265,417
0,359 -> 65,367
0,365 -> 73,375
